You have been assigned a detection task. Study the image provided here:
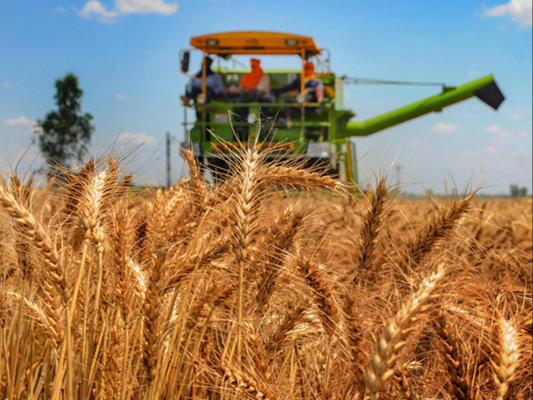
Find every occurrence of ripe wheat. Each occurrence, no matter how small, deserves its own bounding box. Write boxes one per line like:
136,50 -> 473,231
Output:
0,140 -> 530,399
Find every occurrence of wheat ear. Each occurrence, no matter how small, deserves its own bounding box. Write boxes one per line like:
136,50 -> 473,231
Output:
0,183 -> 65,295
342,293 -> 366,391
257,165 -> 345,192
402,194 -> 473,271
219,363 -> 278,400
433,311 -> 471,400
353,178 -> 391,285
493,318 -> 520,400
161,185 -> 186,236
265,303 -> 306,356
0,183 -> 66,350
112,212 -> 132,320
256,206 -> 305,314
296,255 -> 338,335
142,249 -> 166,383
366,267 -> 445,400
182,148 -> 207,214
79,171 -> 107,244
231,145 -> 261,361
245,325 -> 270,381
63,160 -> 95,222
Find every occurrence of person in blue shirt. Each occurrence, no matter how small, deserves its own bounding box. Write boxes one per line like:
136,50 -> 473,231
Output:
182,57 -> 224,104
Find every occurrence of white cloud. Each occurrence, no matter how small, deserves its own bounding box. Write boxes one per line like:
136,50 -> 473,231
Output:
2,115 -> 35,127
485,0 -> 532,27
115,93 -> 127,99
407,140 -> 430,154
512,114 -> 522,119
485,124 -> 529,139
54,6 -> 66,12
430,122 -> 458,133
469,70 -> 479,76
485,124 -> 501,134
79,1 -> 118,22
116,132 -> 157,145
79,0 -> 177,21
115,0 -> 178,14
3,82 -> 13,88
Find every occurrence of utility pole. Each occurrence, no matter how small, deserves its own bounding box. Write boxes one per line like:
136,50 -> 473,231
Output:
166,132 -> 171,188
395,163 -> 403,185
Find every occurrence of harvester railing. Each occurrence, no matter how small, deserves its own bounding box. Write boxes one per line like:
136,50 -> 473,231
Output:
182,101 -> 335,143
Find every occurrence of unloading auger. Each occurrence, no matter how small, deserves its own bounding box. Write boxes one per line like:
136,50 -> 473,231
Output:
339,74 -> 504,137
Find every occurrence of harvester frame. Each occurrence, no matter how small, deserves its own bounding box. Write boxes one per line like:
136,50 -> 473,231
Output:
179,31 -> 505,183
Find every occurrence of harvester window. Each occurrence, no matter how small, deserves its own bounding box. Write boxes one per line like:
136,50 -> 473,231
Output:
227,74 -> 239,87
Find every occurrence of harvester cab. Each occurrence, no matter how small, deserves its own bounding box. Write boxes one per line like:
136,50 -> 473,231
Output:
179,31 -> 505,183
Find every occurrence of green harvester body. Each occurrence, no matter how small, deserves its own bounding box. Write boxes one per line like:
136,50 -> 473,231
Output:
180,32 -> 505,183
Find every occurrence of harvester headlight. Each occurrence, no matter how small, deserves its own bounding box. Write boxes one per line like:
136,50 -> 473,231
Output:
247,113 -> 257,124
206,39 -> 219,46
285,39 -> 299,46
196,93 -> 206,104
306,142 -> 330,158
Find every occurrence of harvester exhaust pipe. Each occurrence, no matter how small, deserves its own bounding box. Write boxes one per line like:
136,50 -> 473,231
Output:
474,80 -> 505,110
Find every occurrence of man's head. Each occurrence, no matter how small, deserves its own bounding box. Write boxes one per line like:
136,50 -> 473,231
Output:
205,57 -> 214,68
251,58 -> 261,68
304,62 -> 315,77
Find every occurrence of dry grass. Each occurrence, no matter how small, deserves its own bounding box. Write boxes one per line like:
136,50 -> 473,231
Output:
0,139 -> 531,400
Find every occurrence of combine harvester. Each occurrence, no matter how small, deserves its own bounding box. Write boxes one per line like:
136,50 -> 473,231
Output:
179,31 -> 505,183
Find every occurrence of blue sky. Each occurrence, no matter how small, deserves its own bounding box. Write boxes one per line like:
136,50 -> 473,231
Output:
1,0 -> 531,194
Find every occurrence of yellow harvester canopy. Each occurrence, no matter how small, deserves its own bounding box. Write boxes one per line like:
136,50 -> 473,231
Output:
190,31 -> 321,56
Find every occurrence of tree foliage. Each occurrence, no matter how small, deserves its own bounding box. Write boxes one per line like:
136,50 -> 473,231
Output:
510,184 -> 528,198
35,73 -> 94,168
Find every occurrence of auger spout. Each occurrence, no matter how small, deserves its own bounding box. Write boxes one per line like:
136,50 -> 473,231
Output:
339,75 -> 505,137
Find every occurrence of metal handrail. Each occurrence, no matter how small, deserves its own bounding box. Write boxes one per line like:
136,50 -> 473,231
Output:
184,101 -> 331,108
181,121 -> 332,127
185,100 -> 334,143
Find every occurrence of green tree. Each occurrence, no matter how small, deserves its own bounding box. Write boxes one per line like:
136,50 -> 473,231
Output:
510,184 -> 528,197
35,73 -> 94,169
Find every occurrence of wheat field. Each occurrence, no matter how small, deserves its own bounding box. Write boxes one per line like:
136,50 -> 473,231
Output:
0,143 -> 531,400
